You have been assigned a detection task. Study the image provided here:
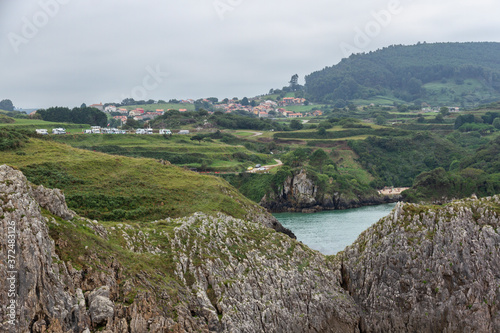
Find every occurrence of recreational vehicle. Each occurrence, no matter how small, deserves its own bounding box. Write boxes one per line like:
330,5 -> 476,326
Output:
52,128 -> 66,135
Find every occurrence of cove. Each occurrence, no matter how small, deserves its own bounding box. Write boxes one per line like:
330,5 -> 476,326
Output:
274,203 -> 396,255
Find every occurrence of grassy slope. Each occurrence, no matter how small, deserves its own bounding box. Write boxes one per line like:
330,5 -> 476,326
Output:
0,114 -> 15,123
0,138 -> 262,222
0,118 -> 92,131
48,133 -> 274,171
424,78 -> 500,107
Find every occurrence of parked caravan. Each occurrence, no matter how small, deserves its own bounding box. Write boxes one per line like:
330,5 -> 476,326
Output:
35,129 -> 48,135
52,128 -> 66,134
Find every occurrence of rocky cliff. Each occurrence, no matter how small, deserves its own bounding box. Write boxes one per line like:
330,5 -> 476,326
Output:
2,164 -> 500,332
261,169 -> 398,213
340,197 -> 500,332
0,165 -> 360,332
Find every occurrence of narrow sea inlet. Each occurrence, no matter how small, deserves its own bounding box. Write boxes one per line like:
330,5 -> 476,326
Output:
274,203 -> 397,255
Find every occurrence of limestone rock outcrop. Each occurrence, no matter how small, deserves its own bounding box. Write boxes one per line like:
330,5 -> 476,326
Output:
0,164 -> 88,333
2,163 -> 500,332
341,197 -> 500,332
261,169 -> 398,213
0,165 -> 360,332
30,184 -> 76,220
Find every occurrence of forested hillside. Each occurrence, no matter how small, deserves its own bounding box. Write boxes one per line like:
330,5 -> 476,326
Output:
305,42 -> 500,107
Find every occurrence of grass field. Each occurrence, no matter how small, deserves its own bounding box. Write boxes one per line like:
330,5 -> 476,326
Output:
0,138 -> 263,222
0,118 -> 92,131
48,132 -> 275,172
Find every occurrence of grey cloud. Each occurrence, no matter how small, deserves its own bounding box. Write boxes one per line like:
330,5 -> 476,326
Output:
1,0 -> 500,108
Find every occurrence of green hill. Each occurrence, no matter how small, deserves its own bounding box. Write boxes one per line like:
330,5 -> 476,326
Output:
0,136 -> 273,222
0,114 -> 15,123
305,42 -> 500,108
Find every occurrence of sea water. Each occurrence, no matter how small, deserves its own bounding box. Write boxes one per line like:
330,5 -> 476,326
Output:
273,203 -> 396,255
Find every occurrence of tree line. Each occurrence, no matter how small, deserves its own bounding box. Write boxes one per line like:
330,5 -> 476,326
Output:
36,106 -> 107,127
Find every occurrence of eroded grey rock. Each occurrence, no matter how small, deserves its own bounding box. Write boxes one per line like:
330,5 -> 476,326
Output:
2,163 -> 499,332
30,184 -> 75,220
341,198 -> 500,332
89,295 -> 114,326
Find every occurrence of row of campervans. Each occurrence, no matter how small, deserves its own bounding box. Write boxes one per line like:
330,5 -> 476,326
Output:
36,128 -> 65,135
135,128 -> 154,134
37,127 -> 181,135
83,126 -> 127,134
137,128 -> 179,135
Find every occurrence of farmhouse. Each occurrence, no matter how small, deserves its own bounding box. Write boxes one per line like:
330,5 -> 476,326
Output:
104,105 -> 117,113
90,103 -> 104,111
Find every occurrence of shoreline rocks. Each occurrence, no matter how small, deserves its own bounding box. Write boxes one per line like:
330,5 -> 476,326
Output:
260,169 -> 401,213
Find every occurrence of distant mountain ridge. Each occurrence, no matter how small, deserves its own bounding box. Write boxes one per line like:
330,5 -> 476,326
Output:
305,42 -> 500,107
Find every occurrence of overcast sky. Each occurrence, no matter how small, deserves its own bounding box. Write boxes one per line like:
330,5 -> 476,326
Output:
1,0 -> 500,109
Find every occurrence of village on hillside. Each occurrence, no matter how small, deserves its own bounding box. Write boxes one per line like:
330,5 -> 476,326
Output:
85,97 -> 324,125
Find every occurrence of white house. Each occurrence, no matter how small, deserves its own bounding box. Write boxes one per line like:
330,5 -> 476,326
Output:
104,105 -> 117,113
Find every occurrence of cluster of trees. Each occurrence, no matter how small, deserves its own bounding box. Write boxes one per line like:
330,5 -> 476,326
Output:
119,98 -> 158,106
36,106 -> 107,127
305,42 -> 500,103
0,99 -> 14,111
403,134 -> 500,202
281,148 -> 332,172
402,166 -> 500,203
149,109 -> 208,129
209,112 -> 283,131
349,132 -> 462,187
454,112 -> 500,134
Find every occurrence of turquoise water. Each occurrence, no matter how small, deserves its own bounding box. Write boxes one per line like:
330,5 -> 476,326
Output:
273,203 -> 396,255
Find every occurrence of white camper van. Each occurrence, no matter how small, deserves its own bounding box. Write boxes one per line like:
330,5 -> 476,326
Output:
52,128 -> 66,135
36,129 -> 48,135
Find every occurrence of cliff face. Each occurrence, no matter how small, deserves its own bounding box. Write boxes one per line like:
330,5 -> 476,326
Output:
0,165 -> 87,333
0,165 -> 360,333
261,169 -> 397,213
341,197 -> 500,332
3,163 -> 500,332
